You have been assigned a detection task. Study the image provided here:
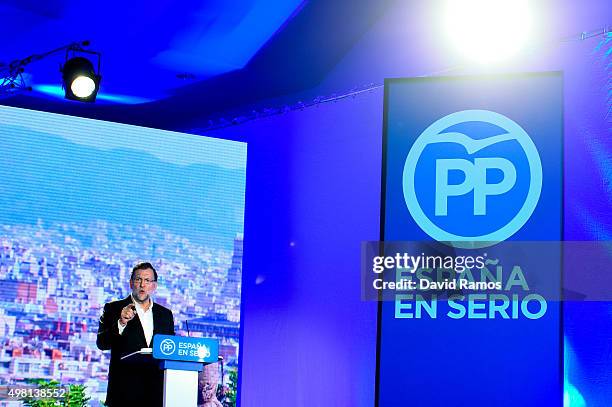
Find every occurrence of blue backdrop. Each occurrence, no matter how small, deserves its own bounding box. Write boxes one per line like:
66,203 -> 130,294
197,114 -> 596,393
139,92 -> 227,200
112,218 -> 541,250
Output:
377,73 -> 563,406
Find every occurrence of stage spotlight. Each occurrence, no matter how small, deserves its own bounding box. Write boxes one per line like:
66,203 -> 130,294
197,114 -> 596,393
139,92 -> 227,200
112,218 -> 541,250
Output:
61,56 -> 101,102
444,0 -> 532,64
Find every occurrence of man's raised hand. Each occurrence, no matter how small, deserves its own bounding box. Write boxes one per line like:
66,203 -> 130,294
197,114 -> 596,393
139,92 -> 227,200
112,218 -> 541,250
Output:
119,304 -> 137,327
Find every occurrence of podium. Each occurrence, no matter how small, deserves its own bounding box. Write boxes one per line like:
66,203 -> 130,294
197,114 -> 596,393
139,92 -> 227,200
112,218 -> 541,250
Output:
151,334 -> 220,407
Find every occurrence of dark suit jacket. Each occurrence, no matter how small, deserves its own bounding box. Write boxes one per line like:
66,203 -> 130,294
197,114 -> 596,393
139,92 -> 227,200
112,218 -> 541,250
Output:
97,296 -> 174,407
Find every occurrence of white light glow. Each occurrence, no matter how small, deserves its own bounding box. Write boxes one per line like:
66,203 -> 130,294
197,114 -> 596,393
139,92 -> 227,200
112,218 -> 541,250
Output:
444,0 -> 532,64
70,76 -> 96,98
197,346 -> 208,359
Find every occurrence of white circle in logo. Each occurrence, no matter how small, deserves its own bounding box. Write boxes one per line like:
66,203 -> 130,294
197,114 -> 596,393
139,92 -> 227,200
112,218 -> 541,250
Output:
159,338 -> 176,356
402,110 -> 542,248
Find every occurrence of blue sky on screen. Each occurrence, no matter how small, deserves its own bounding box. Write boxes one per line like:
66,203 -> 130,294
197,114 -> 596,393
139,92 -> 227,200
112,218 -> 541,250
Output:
0,105 -> 246,169
0,105 -> 246,248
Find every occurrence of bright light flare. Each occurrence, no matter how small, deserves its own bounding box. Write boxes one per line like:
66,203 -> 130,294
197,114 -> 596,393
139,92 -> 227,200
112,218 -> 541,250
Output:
197,346 -> 210,359
70,76 -> 96,98
444,0 -> 533,64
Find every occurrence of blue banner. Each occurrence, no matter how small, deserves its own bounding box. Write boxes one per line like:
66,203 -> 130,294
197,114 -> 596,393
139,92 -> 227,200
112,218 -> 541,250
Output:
377,73 -> 563,407
153,334 -> 219,363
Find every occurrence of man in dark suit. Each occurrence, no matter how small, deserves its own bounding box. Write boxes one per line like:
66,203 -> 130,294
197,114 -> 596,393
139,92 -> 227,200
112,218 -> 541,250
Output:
97,262 -> 175,407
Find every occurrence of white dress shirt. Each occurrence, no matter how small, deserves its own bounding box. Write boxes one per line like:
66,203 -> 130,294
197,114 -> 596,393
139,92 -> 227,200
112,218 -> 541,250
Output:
117,295 -> 154,346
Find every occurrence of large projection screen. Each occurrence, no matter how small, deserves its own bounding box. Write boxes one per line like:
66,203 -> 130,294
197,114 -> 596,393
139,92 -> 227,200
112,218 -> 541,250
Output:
0,105 -> 246,405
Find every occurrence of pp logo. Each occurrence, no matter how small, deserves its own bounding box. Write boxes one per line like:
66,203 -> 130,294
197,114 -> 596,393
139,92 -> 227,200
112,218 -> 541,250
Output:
159,338 -> 176,356
403,110 -> 542,247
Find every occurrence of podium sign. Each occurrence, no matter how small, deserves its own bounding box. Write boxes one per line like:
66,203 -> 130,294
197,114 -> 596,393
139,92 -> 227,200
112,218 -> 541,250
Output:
152,334 -> 219,407
153,334 -> 218,363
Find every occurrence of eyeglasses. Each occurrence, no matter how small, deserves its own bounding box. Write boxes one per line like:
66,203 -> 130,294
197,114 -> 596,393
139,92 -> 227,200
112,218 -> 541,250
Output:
132,277 -> 156,285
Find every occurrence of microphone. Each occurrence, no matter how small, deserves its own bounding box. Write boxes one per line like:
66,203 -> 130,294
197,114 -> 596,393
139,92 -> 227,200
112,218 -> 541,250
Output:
218,356 -> 224,389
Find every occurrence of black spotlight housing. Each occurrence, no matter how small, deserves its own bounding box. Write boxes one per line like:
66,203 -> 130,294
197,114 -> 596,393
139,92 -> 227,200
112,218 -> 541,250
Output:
61,56 -> 101,102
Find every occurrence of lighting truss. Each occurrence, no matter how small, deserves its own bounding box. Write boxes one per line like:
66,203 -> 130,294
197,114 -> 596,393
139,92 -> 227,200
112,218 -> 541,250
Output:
0,41 -> 97,98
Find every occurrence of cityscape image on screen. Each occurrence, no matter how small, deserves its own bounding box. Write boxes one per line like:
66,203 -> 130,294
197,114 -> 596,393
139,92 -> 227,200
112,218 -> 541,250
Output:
0,106 -> 247,405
